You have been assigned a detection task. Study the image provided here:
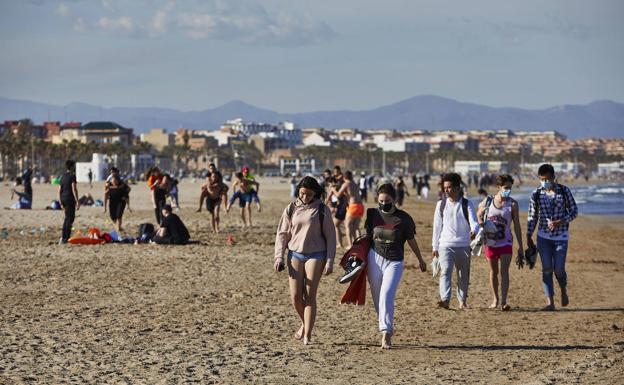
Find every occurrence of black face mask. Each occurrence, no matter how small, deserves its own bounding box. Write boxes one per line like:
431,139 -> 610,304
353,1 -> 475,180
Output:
379,202 -> 393,212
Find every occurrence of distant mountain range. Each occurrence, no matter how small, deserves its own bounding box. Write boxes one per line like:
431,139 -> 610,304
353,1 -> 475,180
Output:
1,95 -> 623,139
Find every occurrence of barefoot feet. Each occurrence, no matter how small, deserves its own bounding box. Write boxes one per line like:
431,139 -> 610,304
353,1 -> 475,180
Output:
294,325 -> 304,340
381,332 -> 392,349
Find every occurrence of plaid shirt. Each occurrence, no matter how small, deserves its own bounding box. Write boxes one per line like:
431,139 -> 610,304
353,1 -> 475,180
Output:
527,184 -> 578,239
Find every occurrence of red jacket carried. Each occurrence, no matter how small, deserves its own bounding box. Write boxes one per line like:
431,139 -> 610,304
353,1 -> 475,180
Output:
340,235 -> 372,305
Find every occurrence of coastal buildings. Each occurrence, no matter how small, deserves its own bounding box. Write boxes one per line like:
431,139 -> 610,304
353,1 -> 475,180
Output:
51,121 -> 134,145
1,115 -> 623,175
140,128 -> 174,150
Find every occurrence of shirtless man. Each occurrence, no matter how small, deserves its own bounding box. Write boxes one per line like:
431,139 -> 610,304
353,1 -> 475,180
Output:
329,170 -> 364,248
226,172 -> 258,227
197,171 -> 229,233
333,165 -> 344,185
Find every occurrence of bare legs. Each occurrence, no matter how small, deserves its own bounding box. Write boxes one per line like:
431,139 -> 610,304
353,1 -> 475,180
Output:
238,204 -> 252,227
333,218 -> 344,248
210,207 -> 221,233
288,257 -> 325,345
344,216 -> 361,248
488,254 -> 512,310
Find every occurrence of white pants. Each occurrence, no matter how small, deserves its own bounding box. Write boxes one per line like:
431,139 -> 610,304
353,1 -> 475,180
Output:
438,246 -> 471,302
367,249 -> 404,335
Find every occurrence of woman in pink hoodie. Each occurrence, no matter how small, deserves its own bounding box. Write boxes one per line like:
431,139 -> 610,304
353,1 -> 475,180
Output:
274,176 -> 337,345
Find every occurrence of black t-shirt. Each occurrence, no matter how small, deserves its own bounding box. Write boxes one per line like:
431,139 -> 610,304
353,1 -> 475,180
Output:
365,208 -> 416,261
60,171 -> 77,203
108,185 -> 129,202
161,213 -> 190,244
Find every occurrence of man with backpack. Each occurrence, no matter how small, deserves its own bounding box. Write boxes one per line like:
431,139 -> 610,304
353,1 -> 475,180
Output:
432,173 -> 480,309
527,164 -> 578,311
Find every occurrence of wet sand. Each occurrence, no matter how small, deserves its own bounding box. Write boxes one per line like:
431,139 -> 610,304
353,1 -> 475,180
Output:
1,179 -> 623,384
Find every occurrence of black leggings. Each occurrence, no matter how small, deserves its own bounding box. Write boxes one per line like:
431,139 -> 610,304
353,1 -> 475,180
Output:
62,201 -> 76,241
154,198 -> 166,225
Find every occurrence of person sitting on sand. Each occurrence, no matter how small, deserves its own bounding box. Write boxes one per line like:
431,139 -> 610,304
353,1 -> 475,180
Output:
527,164 -> 578,311
274,176 -> 336,345
477,174 -> 524,311
152,204 -> 190,245
9,177 -> 32,209
104,175 -> 131,233
432,173 -> 480,310
197,171 -> 228,233
364,183 -> 427,349
78,193 -> 95,206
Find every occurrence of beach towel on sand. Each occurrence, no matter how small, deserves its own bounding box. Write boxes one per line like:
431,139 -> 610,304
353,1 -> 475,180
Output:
340,235 -> 372,305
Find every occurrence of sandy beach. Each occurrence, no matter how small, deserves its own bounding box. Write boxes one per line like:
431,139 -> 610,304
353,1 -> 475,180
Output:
1,178 -> 623,384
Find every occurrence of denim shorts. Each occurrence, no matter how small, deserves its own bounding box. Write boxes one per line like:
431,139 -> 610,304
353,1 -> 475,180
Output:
288,250 -> 326,262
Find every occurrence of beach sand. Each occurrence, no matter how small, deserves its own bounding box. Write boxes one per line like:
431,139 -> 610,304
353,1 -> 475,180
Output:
1,179 -> 623,384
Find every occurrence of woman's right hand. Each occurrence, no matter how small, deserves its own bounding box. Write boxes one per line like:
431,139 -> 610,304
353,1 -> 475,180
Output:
432,250 -> 439,259
324,259 -> 334,275
274,258 -> 284,272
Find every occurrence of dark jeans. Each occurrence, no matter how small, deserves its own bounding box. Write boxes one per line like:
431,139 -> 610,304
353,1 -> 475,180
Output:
62,200 -> 76,241
537,236 -> 568,297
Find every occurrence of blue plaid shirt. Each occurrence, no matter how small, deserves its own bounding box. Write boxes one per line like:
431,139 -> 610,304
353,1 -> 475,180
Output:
527,184 -> 578,240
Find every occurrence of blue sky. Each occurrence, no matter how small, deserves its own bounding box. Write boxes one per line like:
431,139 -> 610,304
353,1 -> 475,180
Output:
1,0 -> 623,112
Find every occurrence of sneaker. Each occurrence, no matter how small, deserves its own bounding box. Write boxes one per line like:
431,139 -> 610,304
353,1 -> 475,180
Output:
58,238 -> 67,245
339,257 -> 365,284
437,300 -> 450,309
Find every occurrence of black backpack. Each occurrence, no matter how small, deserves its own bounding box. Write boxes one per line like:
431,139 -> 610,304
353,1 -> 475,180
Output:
138,223 -> 155,242
439,194 -> 470,226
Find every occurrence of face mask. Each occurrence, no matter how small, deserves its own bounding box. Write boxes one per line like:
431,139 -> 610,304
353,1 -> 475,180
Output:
379,202 -> 393,212
541,181 -> 553,189
501,189 -> 511,198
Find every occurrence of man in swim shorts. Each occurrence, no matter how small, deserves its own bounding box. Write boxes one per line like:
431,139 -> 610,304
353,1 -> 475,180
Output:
332,170 -> 364,248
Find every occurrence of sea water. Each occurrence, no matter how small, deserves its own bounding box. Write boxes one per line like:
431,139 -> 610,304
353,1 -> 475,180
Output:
469,183 -> 624,216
